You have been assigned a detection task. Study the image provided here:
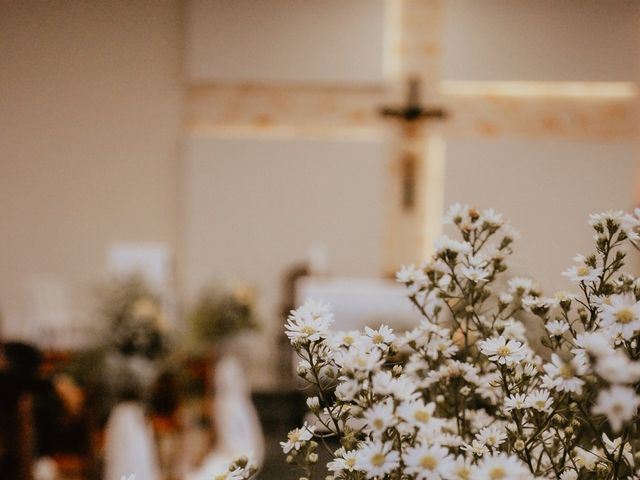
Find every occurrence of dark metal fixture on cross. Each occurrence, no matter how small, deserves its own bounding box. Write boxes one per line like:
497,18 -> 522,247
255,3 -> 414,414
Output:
380,78 -> 448,211
380,77 -> 448,123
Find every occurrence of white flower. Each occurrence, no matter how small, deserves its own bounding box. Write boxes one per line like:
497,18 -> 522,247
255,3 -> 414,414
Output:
480,208 -> 504,228
338,347 -> 383,373
451,456 -> 474,480
601,433 -> 634,466
562,264 -> 602,283
461,266 -> 490,283
397,400 -> 441,430
622,210 -> 640,240
404,444 -> 454,480
280,423 -> 315,453
589,210 -> 624,227
396,264 -> 427,285
363,324 -> 396,347
498,293 -> 513,304
601,293 -> 640,340
592,386 -> 640,432
503,393 -> 529,412
355,440 -> 400,478
335,378 -> 360,401
528,389 -> 553,412
306,396 -> 320,411
595,352 -> 640,384
327,330 -> 360,349
462,439 -> 489,457
507,277 -> 535,295
327,449 -> 358,473
475,426 -> 507,448
362,400 -> 396,434
545,320 -> 569,336
572,331 -> 614,359
212,469 -> 243,480
478,336 -> 526,366
285,299 -> 334,342
471,453 -> 529,480
572,446 -> 599,471
543,354 -> 588,394
434,235 -> 472,255
444,203 -> 470,224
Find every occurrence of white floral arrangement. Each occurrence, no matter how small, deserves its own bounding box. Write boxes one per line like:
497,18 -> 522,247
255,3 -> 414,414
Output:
273,205 -> 640,480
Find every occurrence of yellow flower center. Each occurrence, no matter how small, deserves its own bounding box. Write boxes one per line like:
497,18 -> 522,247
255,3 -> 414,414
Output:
346,457 -> 356,467
414,410 -> 431,423
577,266 -> 590,276
489,466 -> 506,479
615,308 -> 635,324
371,453 -> 386,467
420,455 -> 438,470
373,418 -> 385,430
560,363 -> 574,379
343,335 -> 355,345
497,346 -> 511,356
373,334 -> 385,344
288,430 -> 300,442
302,325 -> 316,335
456,467 -> 471,480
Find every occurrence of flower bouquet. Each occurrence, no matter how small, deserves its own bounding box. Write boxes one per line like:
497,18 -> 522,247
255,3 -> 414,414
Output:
185,283 -> 257,353
261,206 -> 640,480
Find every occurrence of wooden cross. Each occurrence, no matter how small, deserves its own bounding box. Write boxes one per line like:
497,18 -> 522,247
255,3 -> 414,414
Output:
185,0 -> 637,276
380,78 -> 448,210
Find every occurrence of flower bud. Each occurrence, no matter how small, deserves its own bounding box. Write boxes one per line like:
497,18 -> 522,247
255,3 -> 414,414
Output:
306,396 -> 320,413
513,439 -> 525,451
308,453 -> 318,464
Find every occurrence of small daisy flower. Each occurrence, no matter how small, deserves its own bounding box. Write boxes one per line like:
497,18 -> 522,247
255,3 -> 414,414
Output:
280,423 -> 315,454
355,440 -> 400,478
543,354 -> 588,394
503,393 -> 530,412
545,320 -> 570,337
461,266 -> 490,283
601,293 -> 640,340
562,264 -> 602,283
472,452 -> 529,480
478,336 -> 526,366
528,389 -> 553,412
362,400 -> 397,434
592,386 -> 640,432
404,444 -> 455,480
475,426 -> 507,448
363,324 -> 396,347
327,449 -> 358,473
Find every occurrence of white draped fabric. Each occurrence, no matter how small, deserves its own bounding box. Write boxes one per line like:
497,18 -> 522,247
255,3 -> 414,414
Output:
187,355 -> 264,480
104,402 -> 161,480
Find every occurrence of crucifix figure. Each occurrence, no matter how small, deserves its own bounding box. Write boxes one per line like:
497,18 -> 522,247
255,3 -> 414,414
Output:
381,78 -> 448,211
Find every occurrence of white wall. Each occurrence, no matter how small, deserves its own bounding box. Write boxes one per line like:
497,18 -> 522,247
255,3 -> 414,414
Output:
0,1 -> 183,337
444,140 -> 639,293
183,135 -> 386,388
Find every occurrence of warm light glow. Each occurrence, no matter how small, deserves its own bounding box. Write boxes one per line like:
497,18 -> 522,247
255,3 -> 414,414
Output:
422,135 -> 445,259
439,81 -> 638,98
188,124 -> 381,141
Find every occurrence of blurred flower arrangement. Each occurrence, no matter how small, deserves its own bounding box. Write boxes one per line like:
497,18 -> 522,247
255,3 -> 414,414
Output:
98,275 -> 170,405
64,275 -> 171,417
254,205 -> 640,480
186,283 -> 258,353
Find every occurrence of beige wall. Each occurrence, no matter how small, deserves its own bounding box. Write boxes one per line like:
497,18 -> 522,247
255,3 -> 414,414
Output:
0,1 -> 183,336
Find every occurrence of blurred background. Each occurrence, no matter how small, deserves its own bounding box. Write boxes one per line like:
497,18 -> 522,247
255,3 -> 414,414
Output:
1,1 -> 639,479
